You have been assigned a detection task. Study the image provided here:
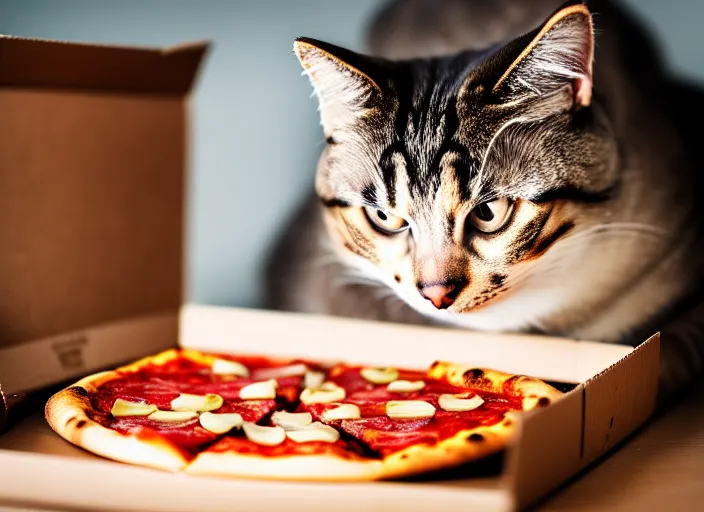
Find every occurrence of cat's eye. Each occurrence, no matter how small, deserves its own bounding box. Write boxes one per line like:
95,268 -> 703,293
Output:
468,198 -> 513,234
363,206 -> 409,235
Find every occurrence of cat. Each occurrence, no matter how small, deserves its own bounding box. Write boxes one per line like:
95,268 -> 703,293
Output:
264,0 -> 704,406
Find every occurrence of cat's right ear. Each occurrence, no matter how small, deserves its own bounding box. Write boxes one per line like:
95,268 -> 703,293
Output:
293,37 -> 384,135
470,1 -> 594,110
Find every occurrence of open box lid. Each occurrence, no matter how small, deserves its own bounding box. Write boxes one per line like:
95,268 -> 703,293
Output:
0,35 -> 208,395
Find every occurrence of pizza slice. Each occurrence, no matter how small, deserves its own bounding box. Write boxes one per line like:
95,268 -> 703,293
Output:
45,349 -> 316,471
184,361 -> 562,481
297,363 -> 560,479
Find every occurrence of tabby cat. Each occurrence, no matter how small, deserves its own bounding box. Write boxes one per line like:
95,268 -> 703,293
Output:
265,0 -> 704,404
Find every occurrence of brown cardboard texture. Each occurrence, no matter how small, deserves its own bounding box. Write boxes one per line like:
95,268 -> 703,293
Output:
0,35 -> 661,512
0,305 -> 660,512
0,35 -> 207,395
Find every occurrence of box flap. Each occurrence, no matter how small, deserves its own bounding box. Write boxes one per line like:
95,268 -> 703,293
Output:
581,332 -> 660,465
0,35 -> 208,359
179,305 -> 632,383
507,388 -> 584,510
0,312 -> 177,395
0,35 -> 208,94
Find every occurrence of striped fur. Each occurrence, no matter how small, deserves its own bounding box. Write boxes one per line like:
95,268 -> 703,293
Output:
266,0 -> 704,406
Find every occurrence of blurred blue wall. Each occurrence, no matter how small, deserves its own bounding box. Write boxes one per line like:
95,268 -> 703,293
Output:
1,0 -> 701,309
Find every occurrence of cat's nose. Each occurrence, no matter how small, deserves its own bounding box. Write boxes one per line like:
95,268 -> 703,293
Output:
418,280 -> 465,310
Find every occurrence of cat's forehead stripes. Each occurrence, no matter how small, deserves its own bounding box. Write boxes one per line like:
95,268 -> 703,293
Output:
391,154 -> 412,215
380,95 -> 482,208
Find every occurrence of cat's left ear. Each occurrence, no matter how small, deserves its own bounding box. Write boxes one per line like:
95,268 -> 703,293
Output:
482,1 -> 594,109
294,37 -> 385,135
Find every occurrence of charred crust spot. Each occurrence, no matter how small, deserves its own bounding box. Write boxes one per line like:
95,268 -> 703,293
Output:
68,386 -> 89,397
429,361 -> 442,370
467,433 -> 484,443
394,274 -> 401,283
400,454 -> 408,460
537,397 -> 551,407
503,419 -> 513,427
463,369 -> 484,380
325,136 -> 337,145
503,375 -> 520,390
75,419 -> 87,429
490,274 -> 506,287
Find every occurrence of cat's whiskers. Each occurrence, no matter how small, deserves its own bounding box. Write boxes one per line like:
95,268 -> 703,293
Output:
520,222 -> 667,284
472,222 -> 668,303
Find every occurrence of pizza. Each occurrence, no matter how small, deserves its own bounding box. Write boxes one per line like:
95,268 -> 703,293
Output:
45,348 -> 562,481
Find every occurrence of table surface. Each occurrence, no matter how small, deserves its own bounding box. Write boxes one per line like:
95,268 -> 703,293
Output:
0,381 -> 702,512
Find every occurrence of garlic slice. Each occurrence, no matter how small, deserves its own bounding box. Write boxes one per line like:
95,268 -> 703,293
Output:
148,410 -> 199,423
286,422 -> 340,444
300,382 -> 346,404
386,400 -> 436,419
271,411 -> 313,430
170,393 -> 224,412
110,399 -> 157,417
255,363 -> 308,379
199,412 -> 244,434
304,370 -> 325,390
242,422 -> 286,446
321,403 -> 361,422
438,394 -> 485,412
387,380 -> 426,393
239,379 -> 278,400
360,367 -> 399,384
212,358 -> 250,377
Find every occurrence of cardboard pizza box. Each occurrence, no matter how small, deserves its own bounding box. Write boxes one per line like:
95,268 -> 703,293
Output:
0,34 -> 661,512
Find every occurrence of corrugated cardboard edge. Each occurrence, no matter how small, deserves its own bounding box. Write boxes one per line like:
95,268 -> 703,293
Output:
506,332 -> 660,510
0,34 -> 210,94
580,332 -> 660,466
0,312 -> 178,395
503,385 -> 584,511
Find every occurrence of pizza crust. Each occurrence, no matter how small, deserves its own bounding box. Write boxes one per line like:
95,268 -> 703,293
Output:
376,415 -> 516,480
45,373 -> 189,472
427,362 -> 563,410
109,348 -> 208,374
